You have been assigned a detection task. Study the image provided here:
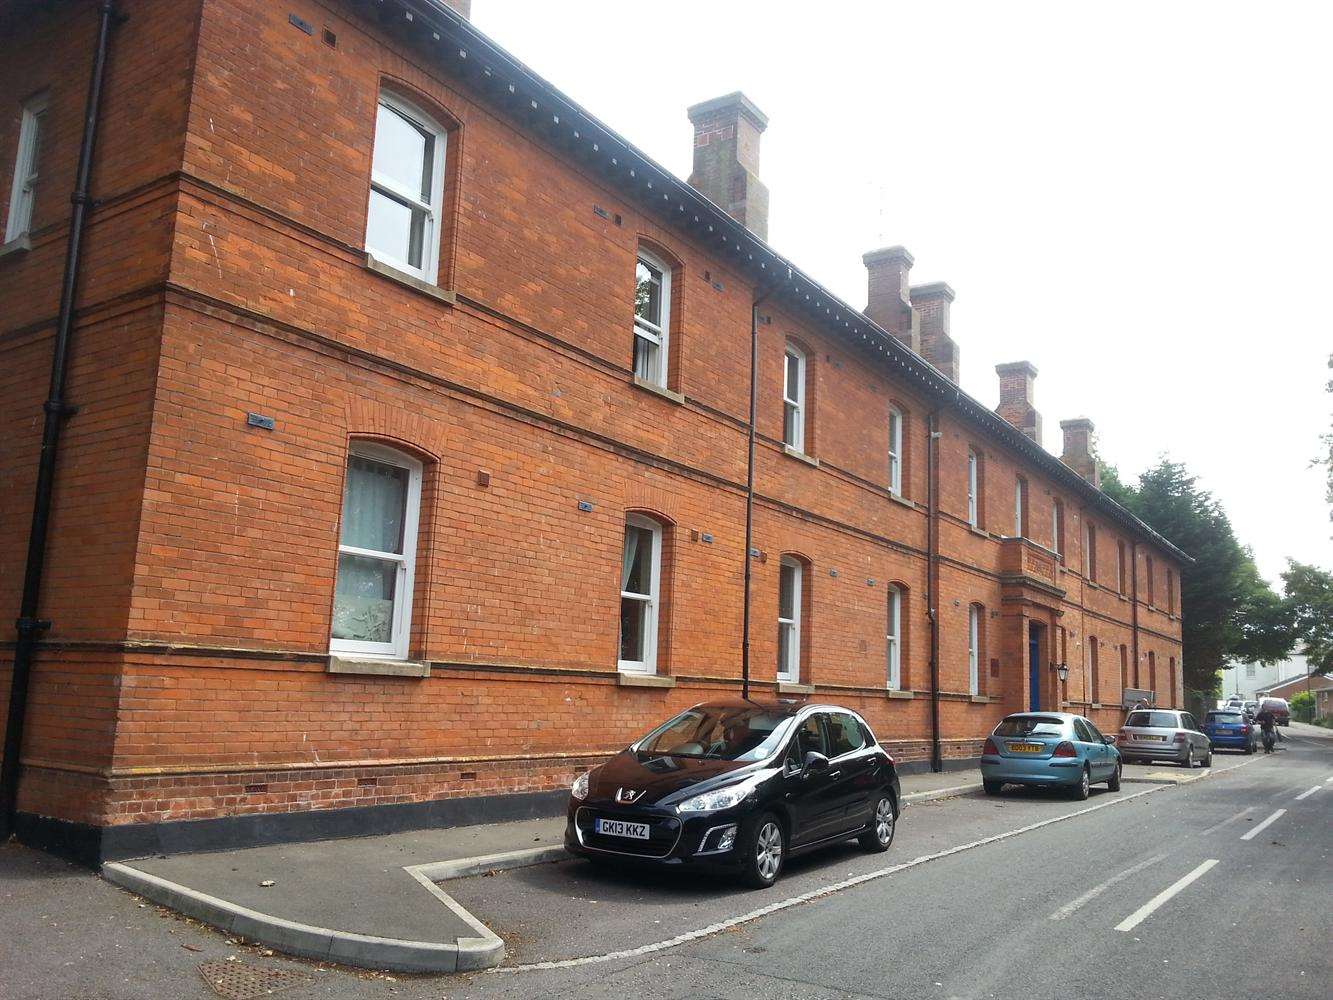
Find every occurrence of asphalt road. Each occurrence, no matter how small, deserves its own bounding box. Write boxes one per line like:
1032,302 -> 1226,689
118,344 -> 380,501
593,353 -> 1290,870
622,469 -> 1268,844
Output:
2,734 -> 1329,1000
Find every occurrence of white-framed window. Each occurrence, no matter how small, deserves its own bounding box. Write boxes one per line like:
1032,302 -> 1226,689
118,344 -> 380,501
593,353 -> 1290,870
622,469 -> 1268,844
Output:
633,249 -> 670,386
1052,499 -> 1064,558
888,407 -> 903,496
967,450 -> 979,527
5,92 -> 47,243
366,91 -> 447,283
1085,521 -> 1097,582
783,345 -> 806,452
330,443 -> 423,660
1117,540 -> 1127,595
968,604 -> 981,695
1014,477 -> 1026,538
618,514 -> 662,674
777,557 -> 803,682
886,584 -> 902,690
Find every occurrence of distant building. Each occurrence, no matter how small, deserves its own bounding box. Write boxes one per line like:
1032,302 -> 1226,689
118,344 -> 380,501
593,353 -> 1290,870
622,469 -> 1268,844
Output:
1219,656 -> 1301,701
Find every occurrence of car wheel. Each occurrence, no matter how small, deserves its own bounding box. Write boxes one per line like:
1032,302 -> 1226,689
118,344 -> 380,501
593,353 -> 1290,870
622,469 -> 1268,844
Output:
741,813 -> 785,889
1072,766 -> 1090,800
1183,747 -> 1195,769
1108,761 -> 1122,792
1245,742 -> 1254,755
1202,747 -> 1212,768
983,780 -> 1003,796
858,794 -> 896,853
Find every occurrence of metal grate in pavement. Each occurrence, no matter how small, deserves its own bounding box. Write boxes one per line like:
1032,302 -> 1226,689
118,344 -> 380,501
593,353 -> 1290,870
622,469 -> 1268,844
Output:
198,960 -> 314,1000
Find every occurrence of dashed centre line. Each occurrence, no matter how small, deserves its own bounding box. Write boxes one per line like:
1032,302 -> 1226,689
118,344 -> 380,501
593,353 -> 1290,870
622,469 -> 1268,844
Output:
1294,785 -> 1321,801
1201,806 -> 1254,835
1115,859 -> 1219,933
1240,808 -> 1286,841
1048,853 -> 1167,921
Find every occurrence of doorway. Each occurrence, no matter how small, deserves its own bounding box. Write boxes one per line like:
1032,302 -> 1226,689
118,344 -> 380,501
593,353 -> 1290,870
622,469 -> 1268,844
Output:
1028,621 -> 1042,711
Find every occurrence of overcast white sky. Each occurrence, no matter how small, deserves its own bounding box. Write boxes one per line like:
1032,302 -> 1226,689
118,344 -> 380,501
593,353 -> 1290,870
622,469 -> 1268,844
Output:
474,1 -> 1332,587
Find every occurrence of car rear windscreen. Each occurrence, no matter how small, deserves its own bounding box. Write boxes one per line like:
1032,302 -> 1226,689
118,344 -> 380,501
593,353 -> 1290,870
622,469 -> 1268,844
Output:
994,716 -> 1067,737
1207,712 -> 1243,723
1126,711 -> 1178,728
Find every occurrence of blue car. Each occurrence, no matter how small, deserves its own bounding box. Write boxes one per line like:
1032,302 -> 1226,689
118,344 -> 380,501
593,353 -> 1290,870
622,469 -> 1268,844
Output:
981,712 -> 1122,800
1200,709 -> 1256,754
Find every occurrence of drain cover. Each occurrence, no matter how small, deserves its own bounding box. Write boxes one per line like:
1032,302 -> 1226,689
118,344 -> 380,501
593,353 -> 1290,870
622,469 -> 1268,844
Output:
198,960 -> 314,999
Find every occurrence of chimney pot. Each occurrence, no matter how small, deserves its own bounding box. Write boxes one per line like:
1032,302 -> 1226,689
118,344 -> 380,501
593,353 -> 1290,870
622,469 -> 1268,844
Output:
1060,417 -> 1100,488
910,282 -> 960,382
687,92 -> 770,241
995,361 -> 1042,444
863,246 -> 918,352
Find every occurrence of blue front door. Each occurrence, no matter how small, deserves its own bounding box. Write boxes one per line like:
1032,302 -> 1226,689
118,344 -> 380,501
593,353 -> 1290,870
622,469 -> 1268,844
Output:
1028,624 -> 1041,711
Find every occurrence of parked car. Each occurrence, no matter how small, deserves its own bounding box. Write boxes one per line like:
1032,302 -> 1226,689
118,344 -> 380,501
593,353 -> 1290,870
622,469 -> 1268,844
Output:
980,713 -> 1121,800
1119,709 -> 1212,767
1257,697 -> 1291,727
1201,709 -> 1256,754
1243,700 -> 1259,717
565,699 -> 901,888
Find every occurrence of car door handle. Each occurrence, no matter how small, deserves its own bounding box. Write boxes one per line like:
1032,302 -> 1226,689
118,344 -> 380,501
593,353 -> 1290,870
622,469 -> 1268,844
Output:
827,770 -> 841,779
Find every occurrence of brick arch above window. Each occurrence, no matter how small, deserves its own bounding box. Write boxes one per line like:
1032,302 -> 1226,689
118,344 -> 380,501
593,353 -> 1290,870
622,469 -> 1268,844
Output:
344,399 -> 445,462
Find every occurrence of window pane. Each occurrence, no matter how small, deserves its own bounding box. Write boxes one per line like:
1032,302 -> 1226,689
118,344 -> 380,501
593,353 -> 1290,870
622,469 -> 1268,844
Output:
619,595 -> 646,662
778,622 -> 794,675
634,260 -> 662,326
340,455 -> 409,554
331,553 -> 398,643
779,563 -> 796,619
785,352 -> 800,400
828,713 -> 865,755
784,401 -> 799,447
373,102 -> 431,199
633,332 -> 659,382
621,524 -> 653,595
367,188 -> 427,267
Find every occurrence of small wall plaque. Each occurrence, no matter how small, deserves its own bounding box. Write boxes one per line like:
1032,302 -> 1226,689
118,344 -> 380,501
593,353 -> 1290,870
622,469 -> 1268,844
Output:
577,500 -> 594,512
246,412 -> 275,430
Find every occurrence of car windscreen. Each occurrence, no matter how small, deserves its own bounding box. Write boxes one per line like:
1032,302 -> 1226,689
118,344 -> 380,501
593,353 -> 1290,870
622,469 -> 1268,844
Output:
1126,711 -> 1178,728
636,706 -> 794,761
994,716 -> 1067,737
1207,712 -> 1243,724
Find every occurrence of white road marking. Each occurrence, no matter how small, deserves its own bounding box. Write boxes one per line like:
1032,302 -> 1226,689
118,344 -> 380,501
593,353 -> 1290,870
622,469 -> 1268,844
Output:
1240,808 -> 1286,841
494,785 -> 1167,973
1294,785 -> 1321,801
1114,859 -> 1219,932
1048,853 -> 1167,921
1201,806 -> 1255,835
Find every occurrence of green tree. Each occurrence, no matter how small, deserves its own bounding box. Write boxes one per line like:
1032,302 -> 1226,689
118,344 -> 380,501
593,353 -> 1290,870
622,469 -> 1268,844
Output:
1104,460 -> 1295,694
1282,561 -> 1333,675
1289,690 -> 1315,723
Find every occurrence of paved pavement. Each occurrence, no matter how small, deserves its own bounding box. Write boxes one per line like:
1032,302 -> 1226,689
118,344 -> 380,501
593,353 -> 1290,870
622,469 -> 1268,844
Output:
1,732 -> 1329,998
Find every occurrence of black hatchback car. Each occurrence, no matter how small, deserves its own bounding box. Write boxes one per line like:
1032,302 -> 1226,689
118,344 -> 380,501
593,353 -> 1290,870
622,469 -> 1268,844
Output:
564,699 -> 901,888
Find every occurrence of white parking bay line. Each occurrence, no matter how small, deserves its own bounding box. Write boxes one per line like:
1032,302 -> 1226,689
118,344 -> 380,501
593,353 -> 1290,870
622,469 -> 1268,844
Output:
1049,853 -> 1167,921
1240,808 -> 1287,841
1115,859 -> 1219,933
1201,806 -> 1254,836
1294,786 -> 1321,801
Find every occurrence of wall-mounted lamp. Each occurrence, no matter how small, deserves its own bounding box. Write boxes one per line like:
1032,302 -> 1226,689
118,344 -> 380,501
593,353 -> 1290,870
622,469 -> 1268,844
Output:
1055,662 -> 1070,683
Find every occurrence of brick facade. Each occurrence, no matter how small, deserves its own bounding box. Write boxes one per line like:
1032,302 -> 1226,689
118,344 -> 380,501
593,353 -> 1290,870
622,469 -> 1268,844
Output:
0,0 -> 1184,852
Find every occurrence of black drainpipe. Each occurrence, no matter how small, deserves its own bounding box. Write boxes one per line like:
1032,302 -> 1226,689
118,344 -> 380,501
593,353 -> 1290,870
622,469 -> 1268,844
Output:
1,0 -> 119,841
926,410 -> 943,772
740,280 -> 779,700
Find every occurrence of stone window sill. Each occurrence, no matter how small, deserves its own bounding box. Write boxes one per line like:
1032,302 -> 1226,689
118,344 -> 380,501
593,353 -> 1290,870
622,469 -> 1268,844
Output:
777,681 -> 815,695
887,492 -> 915,509
969,694 -> 993,704
364,253 -> 457,305
632,376 -> 684,405
783,445 -> 819,468
618,671 -> 676,688
328,655 -> 430,678
887,689 -> 915,700
969,526 -> 988,538
0,234 -> 31,259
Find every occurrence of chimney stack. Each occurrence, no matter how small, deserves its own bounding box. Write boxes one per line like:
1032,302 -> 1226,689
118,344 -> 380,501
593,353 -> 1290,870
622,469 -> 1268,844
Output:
687,92 -> 770,241
863,247 -> 920,352
995,361 -> 1042,444
1060,418 -> 1100,488
442,0 -> 472,17
911,282 -> 960,382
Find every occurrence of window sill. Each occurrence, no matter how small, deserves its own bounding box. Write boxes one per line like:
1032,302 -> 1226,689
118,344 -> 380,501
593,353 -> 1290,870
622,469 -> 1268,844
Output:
783,445 -> 819,468
631,376 -> 684,405
617,671 -> 676,688
969,694 -> 993,704
887,492 -> 915,509
364,253 -> 457,305
968,526 -> 988,538
0,234 -> 31,259
327,655 -> 430,678
777,681 -> 815,695
887,689 -> 915,700
1091,702 -> 1103,709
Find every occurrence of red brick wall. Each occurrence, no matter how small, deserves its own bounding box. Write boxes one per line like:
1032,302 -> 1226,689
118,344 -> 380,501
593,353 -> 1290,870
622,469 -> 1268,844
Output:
0,0 -> 1183,831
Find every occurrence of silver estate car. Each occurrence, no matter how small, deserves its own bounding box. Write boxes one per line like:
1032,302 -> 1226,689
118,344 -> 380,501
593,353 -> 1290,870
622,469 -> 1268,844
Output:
1118,709 -> 1211,767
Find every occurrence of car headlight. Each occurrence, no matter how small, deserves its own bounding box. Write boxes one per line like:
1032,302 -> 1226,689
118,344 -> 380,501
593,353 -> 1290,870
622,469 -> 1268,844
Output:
675,779 -> 759,814
571,770 -> 591,801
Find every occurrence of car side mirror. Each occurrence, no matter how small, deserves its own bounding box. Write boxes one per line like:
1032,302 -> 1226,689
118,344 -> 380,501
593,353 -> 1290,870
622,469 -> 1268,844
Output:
1104,736 -> 1116,745
801,751 -> 830,778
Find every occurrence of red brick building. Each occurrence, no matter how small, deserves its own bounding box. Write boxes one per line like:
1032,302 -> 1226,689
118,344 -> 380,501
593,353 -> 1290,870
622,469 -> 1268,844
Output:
0,0 -> 1185,862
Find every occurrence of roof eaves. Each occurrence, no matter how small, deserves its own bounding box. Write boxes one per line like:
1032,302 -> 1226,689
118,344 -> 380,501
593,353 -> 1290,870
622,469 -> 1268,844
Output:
394,0 -> 1191,565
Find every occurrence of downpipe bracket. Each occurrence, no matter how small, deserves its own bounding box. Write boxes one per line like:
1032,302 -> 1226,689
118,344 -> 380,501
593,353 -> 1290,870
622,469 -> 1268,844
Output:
14,618 -> 52,638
